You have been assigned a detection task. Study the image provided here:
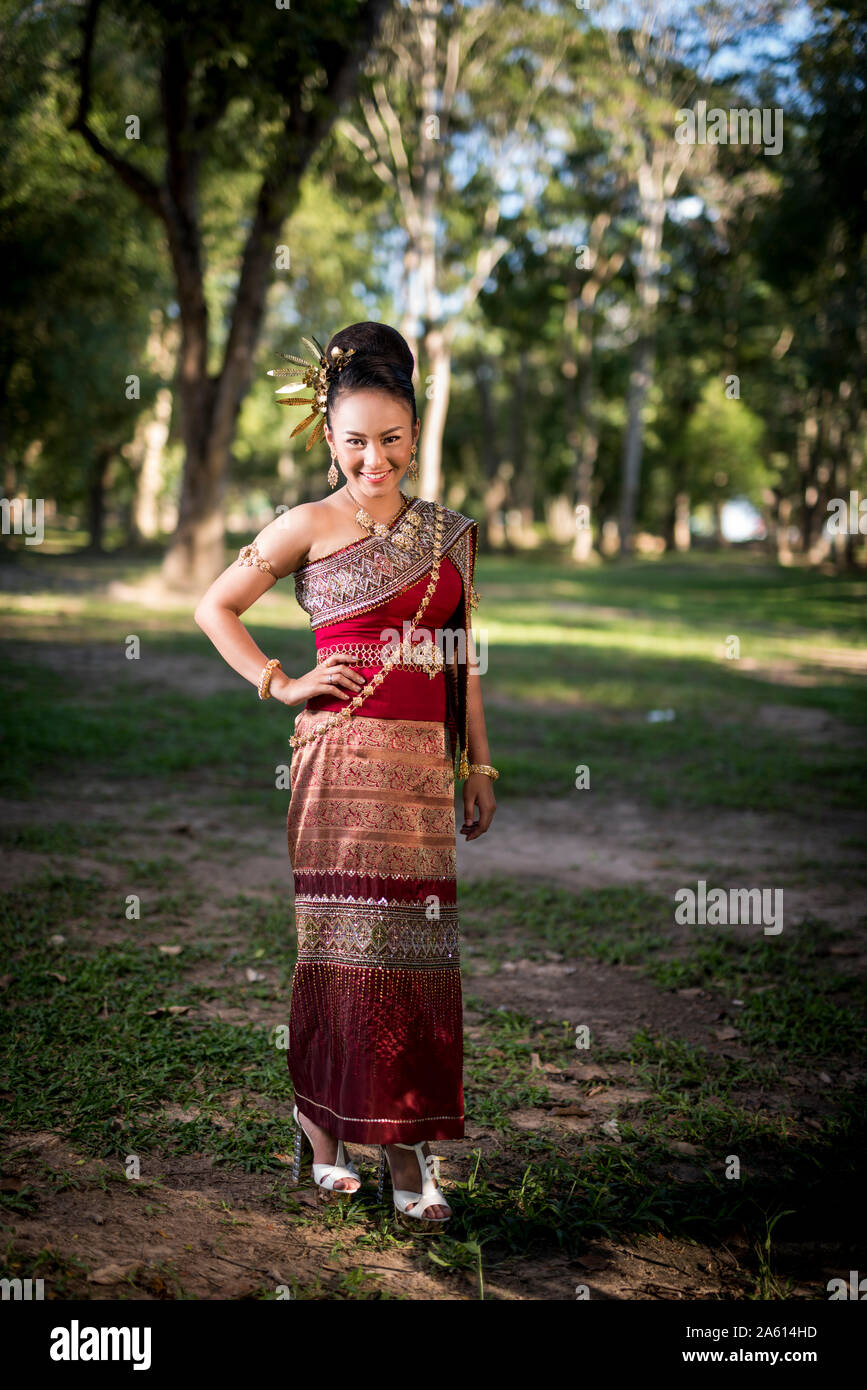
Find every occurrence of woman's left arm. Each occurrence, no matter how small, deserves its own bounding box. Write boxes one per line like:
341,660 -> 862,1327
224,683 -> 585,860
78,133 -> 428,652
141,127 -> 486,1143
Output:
460,625 -> 497,841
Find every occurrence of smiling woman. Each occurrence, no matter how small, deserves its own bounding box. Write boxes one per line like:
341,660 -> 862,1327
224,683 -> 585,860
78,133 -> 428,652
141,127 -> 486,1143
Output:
193,321 -> 497,1232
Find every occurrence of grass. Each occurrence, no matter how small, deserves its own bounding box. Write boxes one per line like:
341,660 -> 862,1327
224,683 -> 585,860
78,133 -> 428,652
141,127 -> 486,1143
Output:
1,545 -> 865,808
0,870 -> 297,1166
462,881 -> 867,1061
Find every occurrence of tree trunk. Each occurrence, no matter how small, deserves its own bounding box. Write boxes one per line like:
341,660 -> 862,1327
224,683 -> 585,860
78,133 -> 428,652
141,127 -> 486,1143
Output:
776,495 -> 793,565
86,445 -> 114,552
566,211 -> 624,563
619,330 -> 654,554
672,492 -> 691,551
418,326 -> 451,503
798,400 -> 822,557
133,386 -> 175,539
509,351 -> 533,544
474,355 -> 504,549
618,158 -> 666,555
572,347 -> 599,563
161,373 -> 225,588
565,276 -> 596,564
132,314 -> 180,541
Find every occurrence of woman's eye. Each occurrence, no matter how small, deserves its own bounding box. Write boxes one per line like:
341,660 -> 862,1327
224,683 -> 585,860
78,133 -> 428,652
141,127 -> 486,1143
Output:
348,437 -> 400,446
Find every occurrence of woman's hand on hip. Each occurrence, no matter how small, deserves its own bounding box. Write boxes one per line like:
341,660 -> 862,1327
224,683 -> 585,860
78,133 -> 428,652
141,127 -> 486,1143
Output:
270,653 -> 367,706
460,772 -> 496,841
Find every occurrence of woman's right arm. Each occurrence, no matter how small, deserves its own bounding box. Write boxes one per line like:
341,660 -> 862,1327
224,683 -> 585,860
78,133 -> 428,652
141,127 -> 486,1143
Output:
193,504 -> 366,706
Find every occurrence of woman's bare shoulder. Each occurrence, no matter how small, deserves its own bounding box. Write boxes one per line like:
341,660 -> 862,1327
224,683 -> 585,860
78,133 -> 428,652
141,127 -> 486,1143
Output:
244,494 -> 363,577
304,494 -> 366,563
246,501 -> 323,577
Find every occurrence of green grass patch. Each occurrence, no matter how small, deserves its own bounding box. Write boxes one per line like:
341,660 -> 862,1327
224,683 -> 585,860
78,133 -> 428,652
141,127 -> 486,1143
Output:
463,880 -> 866,1062
2,548 -> 865,808
0,871 -> 296,1166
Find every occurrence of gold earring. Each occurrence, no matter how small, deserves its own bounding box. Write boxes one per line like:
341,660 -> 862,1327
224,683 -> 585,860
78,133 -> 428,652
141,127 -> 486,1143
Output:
328,452 -> 339,489
408,438 -> 418,480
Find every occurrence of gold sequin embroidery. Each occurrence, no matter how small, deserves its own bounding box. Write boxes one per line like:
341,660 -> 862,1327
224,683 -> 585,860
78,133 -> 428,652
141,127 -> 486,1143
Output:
294,900 -> 460,969
293,498 -> 474,629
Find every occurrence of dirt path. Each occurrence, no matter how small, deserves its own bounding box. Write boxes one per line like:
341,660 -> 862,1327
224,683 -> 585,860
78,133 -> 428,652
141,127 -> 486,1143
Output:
457,794 -> 867,931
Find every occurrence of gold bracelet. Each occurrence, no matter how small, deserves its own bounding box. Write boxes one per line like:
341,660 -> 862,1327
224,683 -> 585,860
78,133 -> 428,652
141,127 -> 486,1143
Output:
258,658 -> 281,700
467,762 -> 499,780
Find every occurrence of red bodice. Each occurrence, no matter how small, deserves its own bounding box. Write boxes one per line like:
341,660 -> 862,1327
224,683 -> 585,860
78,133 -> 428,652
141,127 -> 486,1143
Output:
305,554 -> 463,721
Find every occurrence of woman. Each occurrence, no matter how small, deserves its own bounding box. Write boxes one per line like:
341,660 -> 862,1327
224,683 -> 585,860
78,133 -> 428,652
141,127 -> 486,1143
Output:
194,321 -> 497,1228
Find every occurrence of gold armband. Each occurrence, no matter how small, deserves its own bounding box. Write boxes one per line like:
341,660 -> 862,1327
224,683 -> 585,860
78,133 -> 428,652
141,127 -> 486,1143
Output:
238,539 -> 275,576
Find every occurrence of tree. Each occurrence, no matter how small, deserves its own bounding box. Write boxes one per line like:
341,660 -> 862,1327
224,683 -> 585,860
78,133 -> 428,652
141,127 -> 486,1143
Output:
65,0 -> 391,587
583,0 -> 786,554
0,30 -> 169,549
682,379 -> 770,537
332,0 -> 579,500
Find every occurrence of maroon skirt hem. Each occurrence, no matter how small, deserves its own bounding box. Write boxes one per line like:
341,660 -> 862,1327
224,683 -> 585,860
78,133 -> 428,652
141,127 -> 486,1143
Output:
292,1092 -> 465,1146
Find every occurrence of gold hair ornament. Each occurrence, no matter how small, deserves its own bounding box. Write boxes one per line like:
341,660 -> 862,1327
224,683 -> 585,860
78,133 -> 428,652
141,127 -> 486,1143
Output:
267,335 -> 357,450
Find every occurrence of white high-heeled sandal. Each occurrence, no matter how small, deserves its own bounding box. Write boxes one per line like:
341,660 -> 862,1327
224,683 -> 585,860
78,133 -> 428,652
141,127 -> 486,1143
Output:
291,1104 -> 361,1196
377,1142 -> 452,1227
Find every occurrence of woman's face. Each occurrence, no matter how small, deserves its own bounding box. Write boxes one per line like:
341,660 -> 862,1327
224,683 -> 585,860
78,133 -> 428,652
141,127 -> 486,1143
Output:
325,390 -> 418,504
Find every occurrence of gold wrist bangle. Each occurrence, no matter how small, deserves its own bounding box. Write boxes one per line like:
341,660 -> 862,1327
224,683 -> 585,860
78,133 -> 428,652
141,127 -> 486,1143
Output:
467,762 -> 499,780
258,658 -> 282,700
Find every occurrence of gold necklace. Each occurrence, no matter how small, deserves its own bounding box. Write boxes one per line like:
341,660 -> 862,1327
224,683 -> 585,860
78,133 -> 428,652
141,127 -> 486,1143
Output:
345,483 -> 410,537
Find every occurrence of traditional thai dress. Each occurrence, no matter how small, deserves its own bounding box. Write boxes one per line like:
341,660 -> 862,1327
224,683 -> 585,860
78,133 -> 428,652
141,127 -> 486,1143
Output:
284,496 -> 480,1145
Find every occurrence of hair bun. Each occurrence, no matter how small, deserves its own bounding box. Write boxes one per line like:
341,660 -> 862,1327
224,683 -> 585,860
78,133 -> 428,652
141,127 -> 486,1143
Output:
326,321 -> 414,377
321,321 -> 418,430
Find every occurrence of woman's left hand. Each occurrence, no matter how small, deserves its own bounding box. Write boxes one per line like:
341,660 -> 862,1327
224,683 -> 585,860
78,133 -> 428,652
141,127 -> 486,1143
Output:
460,773 -> 497,841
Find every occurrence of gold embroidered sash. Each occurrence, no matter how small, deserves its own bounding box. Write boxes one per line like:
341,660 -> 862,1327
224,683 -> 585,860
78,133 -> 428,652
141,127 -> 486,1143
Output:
293,497 -> 476,628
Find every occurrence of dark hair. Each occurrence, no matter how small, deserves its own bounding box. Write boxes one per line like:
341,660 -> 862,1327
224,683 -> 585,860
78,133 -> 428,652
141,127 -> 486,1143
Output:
324,321 -> 417,428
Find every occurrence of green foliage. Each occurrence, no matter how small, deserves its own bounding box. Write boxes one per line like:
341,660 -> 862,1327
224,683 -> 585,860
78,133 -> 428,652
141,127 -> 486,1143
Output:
682,380 -> 772,506
0,74 -> 169,512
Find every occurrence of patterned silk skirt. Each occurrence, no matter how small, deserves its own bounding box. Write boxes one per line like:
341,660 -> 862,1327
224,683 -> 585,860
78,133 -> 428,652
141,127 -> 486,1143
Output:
285,709 -> 465,1144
